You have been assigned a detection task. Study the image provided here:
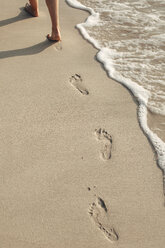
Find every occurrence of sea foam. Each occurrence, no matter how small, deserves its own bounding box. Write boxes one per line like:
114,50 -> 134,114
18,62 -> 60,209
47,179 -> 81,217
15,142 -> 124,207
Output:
66,0 -> 165,174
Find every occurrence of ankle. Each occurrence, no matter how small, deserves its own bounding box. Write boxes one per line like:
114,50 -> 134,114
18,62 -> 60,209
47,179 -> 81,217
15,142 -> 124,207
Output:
52,26 -> 60,33
34,9 -> 39,17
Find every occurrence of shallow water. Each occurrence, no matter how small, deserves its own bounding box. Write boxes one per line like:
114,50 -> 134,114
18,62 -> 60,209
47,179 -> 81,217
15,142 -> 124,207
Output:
66,0 -> 165,172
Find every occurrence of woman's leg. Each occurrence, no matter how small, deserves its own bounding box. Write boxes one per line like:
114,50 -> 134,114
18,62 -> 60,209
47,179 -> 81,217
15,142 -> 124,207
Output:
25,0 -> 39,17
45,0 -> 61,41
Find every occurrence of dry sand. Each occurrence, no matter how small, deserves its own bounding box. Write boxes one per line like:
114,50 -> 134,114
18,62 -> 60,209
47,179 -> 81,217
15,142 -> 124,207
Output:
0,0 -> 165,247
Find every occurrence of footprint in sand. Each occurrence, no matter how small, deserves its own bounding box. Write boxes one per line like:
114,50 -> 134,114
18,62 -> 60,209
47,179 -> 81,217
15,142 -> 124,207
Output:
53,41 -> 62,51
95,128 -> 112,160
69,74 -> 89,95
88,197 -> 118,242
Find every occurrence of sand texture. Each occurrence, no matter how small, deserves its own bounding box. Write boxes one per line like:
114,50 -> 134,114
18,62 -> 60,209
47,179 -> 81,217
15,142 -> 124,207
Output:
0,0 -> 165,247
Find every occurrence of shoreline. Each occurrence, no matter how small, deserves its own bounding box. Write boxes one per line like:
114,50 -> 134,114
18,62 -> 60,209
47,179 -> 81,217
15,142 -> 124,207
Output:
0,0 -> 165,247
66,0 -> 165,178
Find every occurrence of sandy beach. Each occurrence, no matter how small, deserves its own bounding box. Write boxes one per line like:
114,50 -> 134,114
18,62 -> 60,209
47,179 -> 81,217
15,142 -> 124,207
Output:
0,0 -> 165,247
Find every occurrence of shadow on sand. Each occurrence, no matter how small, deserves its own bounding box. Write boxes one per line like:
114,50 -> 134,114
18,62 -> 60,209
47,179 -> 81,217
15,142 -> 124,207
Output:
0,7 -> 32,27
0,40 -> 55,59
0,7 -> 61,59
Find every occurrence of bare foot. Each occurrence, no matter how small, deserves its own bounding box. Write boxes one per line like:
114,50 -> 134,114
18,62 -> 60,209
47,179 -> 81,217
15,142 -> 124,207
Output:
24,3 -> 39,17
46,34 -> 61,42
47,28 -> 61,42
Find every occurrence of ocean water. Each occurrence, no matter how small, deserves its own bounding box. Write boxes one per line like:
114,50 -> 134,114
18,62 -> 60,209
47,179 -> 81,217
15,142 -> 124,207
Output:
66,0 -> 165,174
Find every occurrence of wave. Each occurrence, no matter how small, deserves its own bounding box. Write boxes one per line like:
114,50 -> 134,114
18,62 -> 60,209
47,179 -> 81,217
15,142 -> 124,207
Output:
66,0 -> 165,182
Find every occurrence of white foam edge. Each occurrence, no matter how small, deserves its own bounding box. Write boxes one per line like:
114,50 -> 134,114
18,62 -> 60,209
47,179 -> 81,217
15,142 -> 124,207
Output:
66,0 -> 95,15
138,104 -> 165,195
66,0 -> 101,49
138,104 -> 165,169
65,0 -> 165,175
97,48 -> 165,171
